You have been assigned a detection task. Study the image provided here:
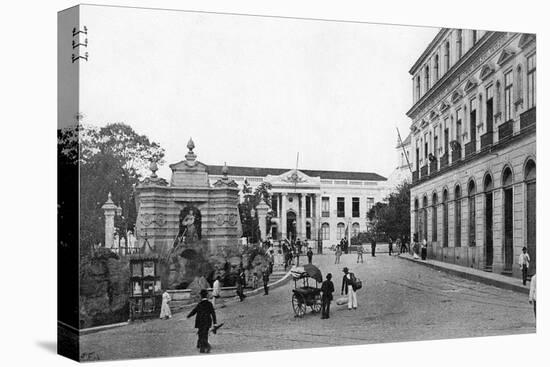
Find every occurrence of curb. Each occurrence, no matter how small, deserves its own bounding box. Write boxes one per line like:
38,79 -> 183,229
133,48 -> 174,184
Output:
79,321 -> 129,336
398,254 -> 529,295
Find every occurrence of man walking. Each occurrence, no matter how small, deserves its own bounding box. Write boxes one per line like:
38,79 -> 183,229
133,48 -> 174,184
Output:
212,276 -> 221,308
388,237 -> 393,256
341,267 -> 357,310
320,273 -> 334,319
356,244 -> 364,263
187,289 -> 218,353
334,244 -> 342,264
518,247 -> 531,286
306,247 -> 313,264
370,237 -> 376,257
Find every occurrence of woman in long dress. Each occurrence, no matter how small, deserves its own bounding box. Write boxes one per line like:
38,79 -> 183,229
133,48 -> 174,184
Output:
160,290 -> 172,319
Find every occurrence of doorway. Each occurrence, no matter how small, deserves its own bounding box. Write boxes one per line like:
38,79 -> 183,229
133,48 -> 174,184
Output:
286,211 -> 297,242
503,188 -> 513,272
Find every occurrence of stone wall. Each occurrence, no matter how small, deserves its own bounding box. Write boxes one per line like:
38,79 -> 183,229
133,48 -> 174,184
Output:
410,134 -> 535,277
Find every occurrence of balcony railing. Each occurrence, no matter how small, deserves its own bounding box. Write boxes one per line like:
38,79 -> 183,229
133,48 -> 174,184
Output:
480,132 -> 493,149
451,148 -> 461,163
464,141 -> 476,157
412,170 -> 419,183
440,152 -> 449,169
429,158 -> 438,174
520,106 -> 536,129
498,119 -> 513,140
420,164 -> 428,178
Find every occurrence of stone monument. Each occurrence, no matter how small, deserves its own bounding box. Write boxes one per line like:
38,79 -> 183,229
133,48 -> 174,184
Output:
134,138 -> 243,288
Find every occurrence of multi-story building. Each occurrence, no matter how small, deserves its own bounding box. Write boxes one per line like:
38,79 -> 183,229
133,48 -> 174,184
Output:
207,165 -> 388,246
407,29 -> 536,278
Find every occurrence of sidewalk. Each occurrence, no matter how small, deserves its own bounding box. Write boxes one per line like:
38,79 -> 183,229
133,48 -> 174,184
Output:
398,253 -> 530,294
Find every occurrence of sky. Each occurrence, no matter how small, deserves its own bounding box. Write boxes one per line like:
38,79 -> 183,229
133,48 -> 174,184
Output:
74,5 -> 439,179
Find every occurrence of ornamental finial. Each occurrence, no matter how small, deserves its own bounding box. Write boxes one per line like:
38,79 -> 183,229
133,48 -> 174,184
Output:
222,162 -> 228,178
187,138 -> 195,152
149,161 -> 158,178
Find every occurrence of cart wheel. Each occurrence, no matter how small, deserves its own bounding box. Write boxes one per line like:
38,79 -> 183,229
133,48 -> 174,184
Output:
292,293 -> 306,317
310,300 -> 321,314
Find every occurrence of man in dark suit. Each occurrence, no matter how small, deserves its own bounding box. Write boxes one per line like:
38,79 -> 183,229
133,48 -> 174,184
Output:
320,273 -> 334,319
187,289 -> 217,353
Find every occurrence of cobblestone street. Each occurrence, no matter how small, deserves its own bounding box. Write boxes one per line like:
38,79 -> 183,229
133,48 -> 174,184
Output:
80,252 -> 535,361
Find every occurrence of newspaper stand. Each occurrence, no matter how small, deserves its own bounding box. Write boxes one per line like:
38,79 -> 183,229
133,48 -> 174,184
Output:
129,235 -> 162,320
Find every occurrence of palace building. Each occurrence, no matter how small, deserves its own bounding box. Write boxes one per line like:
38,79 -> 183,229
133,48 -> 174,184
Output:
408,29 -> 536,278
207,165 -> 389,246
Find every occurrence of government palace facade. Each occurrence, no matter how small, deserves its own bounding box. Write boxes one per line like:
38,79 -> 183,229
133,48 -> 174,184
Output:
408,29 -> 536,278
208,166 -> 390,247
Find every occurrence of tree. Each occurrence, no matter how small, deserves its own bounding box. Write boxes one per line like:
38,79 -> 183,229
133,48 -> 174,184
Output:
367,181 -> 411,240
59,123 -> 166,255
239,182 -> 273,243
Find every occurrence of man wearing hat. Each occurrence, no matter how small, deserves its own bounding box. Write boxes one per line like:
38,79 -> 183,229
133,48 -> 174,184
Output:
187,289 -> 218,353
518,247 -> 531,286
320,273 -> 334,319
341,267 -> 358,310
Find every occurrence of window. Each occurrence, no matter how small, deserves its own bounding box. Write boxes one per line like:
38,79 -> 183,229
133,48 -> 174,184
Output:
434,134 -> 439,158
305,195 -> 311,218
337,197 -> 345,217
444,41 -> 450,71
366,197 -> 375,213
472,30 -> 477,44
434,54 -> 439,81
444,118 -> 449,153
504,70 -> 513,121
470,97 -> 477,144
527,54 -> 536,108
516,66 -> 523,103
416,75 -> 421,100
456,108 -> 462,143
486,85 -> 494,133
337,223 -> 346,240
352,223 -> 360,237
457,29 -> 463,59
352,197 -> 360,218
321,197 -> 330,217
425,65 -> 430,91
443,190 -> 449,247
424,134 -> 428,160
321,223 -> 330,240
306,222 -> 311,240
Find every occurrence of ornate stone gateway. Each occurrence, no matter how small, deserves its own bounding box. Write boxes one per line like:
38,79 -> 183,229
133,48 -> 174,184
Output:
134,139 -> 242,288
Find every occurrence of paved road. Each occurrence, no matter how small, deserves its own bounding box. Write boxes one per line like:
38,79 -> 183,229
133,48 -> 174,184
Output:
80,252 -> 535,361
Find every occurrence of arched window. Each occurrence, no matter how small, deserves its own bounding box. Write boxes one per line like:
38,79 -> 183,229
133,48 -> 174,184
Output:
352,223 -> 360,237
502,166 -> 514,270
442,189 -> 449,247
321,223 -> 330,241
454,185 -> 462,247
337,223 -> 346,240
432,192 -> 438,242
468,180 -> 476,246
484,173 -> 494,267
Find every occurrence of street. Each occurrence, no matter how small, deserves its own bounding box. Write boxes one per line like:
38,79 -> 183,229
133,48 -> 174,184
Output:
80,252 -> 535,361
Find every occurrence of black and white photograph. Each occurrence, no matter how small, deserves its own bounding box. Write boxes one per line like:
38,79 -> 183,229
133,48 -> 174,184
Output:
3,1 -> 548,366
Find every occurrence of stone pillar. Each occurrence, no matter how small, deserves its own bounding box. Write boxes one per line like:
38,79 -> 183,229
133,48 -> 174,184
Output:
101,192 -> 121,248
256,201 -> 270,242
300,194 -> 306,241
316,194 -> 322,241
281,193 -> 287,240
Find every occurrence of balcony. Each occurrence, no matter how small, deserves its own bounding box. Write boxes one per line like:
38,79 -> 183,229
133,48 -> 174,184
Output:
464,141 -> 476,157
520,107 -> 536,129
451,148 -> 461,164
412,170 -> 419,183
440,152 -> 449,169
498,119 -> 513,141
420,164 -> 428,178
429,158 -> 438,174
480,132 -> 493,149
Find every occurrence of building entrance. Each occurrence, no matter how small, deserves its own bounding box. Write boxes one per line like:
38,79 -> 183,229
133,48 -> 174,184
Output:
286,211 -> 297,242
485,192 -> 493,269
504,188 -> 514,273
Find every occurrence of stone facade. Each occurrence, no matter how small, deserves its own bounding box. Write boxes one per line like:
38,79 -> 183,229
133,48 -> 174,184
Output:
134,139 -> 242,255
208,167 -> 389,247
408,30 -> 536,279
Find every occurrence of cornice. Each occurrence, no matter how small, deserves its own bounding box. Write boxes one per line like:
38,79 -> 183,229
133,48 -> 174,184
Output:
409,28 -> 450,75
